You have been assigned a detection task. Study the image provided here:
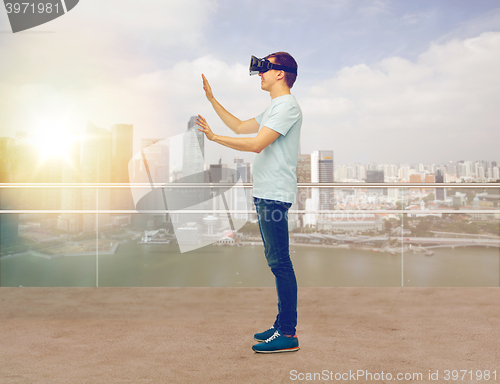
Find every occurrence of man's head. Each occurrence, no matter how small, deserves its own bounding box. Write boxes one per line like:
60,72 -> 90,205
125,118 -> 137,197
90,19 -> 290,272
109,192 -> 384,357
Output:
264,52 -> 298,89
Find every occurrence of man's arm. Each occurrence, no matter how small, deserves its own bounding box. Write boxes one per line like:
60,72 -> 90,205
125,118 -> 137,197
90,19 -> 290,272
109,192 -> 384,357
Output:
196,115 -> 280,153
202,74 -> 260,135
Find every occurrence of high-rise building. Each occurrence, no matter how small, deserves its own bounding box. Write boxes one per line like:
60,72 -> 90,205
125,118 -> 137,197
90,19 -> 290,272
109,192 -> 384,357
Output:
111,124 -> 134,211
478,166 -> 485,180
399,164 -> 411,181
297,154 -> 311,183
357,164 -> 367,181
383,164 -> 398,181
409,174 -> 422,183
39,157 -> 63,212
295,154 -> 311,227
232,158 -> 253,221
0,137 -> 14,182
11,135 -> 38,183
57,139 -> 83,233
209,161 -> 233,183
336,165 -> 347,182
366,162 -> 376,171
141,138 -> 169,182
487,167 -> 493,179
111,124 -> 133,183
11,134 -> 41,210
234,158 -> 251,183
163,117 -> 208,238
423,174 -> 435,196
317,150 -> 334,183
207,160 -> 241,222
366,170 -> 384,183
464,161 -> 473,177
366,170 -> 386,196
131,138 -> 171,230
310,150 -> 334,224
435,170 -> 446,201
81,122 -> 112,232
493,167 -> 500,180
0,138 -> 18,249
183,116 -> 205,182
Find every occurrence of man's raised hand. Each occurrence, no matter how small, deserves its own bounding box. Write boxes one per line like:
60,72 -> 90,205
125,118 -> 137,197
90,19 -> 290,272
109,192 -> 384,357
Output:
202,74 -> 214,101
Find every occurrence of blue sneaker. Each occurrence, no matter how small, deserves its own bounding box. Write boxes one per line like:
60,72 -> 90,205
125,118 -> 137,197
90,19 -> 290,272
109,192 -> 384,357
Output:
254,326 -> 276,342
252,330 -> 300,353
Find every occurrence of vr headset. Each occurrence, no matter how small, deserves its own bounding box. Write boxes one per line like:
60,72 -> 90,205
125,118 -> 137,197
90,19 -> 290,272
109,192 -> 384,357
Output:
249,55 -> 298,76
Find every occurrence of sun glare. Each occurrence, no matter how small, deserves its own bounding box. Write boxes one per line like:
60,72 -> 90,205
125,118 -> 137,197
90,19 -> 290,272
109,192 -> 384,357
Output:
33,121 -> 78,161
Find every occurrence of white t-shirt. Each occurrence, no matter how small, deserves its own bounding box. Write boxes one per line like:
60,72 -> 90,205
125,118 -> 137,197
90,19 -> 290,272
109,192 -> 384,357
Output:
252,94 -> 302,203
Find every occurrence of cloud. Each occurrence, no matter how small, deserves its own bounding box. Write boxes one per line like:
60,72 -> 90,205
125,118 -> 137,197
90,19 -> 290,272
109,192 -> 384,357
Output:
300,31 -> 500,164
0,0 -> 218,87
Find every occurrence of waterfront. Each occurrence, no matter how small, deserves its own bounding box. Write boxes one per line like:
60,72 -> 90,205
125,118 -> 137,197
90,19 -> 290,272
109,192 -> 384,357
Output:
1,241 -> 499,287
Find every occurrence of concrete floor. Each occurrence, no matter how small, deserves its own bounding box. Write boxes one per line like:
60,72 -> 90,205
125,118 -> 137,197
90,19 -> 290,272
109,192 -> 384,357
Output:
1,287 -> 499,383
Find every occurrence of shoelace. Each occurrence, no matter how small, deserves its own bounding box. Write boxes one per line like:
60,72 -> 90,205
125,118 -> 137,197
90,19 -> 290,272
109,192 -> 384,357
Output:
265,331 -> 281,343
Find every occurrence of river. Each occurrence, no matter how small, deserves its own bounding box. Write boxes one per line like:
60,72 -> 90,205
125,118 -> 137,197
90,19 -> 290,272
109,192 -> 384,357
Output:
1,242 -> 499,287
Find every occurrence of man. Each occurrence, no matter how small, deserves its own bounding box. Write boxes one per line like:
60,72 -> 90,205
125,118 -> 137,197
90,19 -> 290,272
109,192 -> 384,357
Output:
196,52 -> 302,353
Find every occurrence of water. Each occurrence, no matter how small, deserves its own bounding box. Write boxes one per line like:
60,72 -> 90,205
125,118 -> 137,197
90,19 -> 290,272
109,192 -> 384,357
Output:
1,242 -> 499,287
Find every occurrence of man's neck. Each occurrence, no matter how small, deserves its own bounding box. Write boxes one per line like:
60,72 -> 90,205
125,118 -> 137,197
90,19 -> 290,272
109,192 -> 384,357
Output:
269,84 -> 291,99
270,89 -> 291,99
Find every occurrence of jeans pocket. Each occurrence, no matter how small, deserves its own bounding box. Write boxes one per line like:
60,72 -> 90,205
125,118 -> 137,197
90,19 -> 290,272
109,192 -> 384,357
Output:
275,201 -> 292,210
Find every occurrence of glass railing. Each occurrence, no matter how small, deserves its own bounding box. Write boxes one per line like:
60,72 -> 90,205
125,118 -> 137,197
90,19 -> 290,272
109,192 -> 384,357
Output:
1,183 -> 499,287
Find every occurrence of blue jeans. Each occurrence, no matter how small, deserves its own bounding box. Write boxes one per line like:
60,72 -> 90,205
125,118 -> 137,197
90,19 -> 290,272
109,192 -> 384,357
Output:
253,197 -> 297,336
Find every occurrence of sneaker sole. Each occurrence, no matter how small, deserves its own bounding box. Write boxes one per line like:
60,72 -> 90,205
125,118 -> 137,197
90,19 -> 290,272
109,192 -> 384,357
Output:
253,346 -> 300,354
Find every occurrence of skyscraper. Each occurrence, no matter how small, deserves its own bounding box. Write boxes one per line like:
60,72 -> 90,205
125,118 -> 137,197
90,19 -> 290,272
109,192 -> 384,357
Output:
131,138 -> 170,230
316,150 -> 334,211
183,116 -> 205,182
165,116 -> 208,239
435,170 -> 446,201
0,137 -> 14,183
81,122 -> 111,232
38,157 -> 63,211
234,157 -> 251,183
11,134 -> 41,210
296,154 -> 311,183
0,137 -> 18,250
111,124 -> 133,184
317,150 -> 334,183
309,150 -> 334,226
111,124 -> 134,212
57,139 -> 83,233
140,138 -> 169,183
366,170 -> 384,183
366,170 -> 386,196
296,154 -> 311,227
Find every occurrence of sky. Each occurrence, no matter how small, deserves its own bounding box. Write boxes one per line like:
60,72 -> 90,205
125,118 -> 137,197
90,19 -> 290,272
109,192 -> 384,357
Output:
1,0 -> 500,168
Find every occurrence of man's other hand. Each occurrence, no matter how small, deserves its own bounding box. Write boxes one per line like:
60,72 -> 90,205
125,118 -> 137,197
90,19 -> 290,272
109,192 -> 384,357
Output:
202,74 -> 214,101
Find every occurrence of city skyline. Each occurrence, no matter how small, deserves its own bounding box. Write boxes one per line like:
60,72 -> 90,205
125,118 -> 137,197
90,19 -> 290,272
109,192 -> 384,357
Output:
1,121 -> 499,185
